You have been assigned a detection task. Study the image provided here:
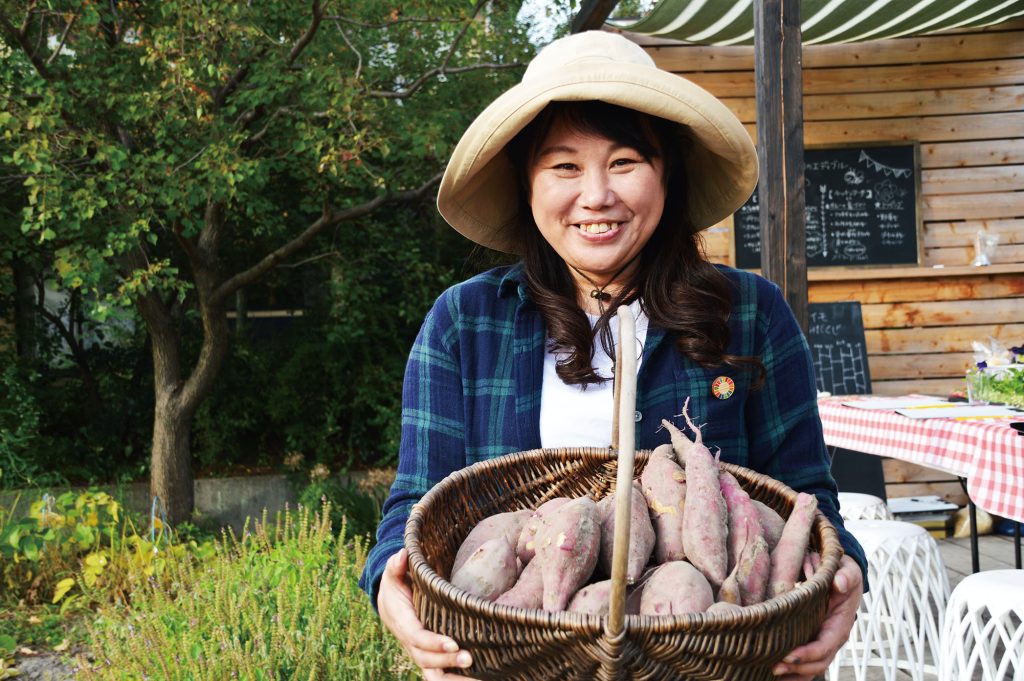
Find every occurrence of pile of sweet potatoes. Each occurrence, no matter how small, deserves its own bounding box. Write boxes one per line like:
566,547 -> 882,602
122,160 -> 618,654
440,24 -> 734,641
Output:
446,400 -> 822,616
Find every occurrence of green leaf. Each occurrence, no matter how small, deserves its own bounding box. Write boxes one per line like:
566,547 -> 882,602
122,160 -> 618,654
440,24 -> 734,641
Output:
74,523 -> 96,548
6,527 -> 24,550
20,536 -> 40,561
53,577 -> 76,603
0,634 -> 15,654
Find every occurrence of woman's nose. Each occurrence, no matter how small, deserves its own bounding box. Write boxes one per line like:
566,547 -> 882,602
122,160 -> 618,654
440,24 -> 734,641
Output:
579,171 -> 615,209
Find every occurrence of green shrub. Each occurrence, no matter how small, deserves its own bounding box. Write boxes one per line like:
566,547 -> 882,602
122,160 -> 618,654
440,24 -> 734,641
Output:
292,464 -> 393,543
0,362 -> 46,488
81,506 -> 415,680
0,490 -> 215,609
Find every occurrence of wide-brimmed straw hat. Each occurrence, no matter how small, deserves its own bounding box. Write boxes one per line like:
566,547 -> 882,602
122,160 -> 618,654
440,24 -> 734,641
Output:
436,30 -> 758,254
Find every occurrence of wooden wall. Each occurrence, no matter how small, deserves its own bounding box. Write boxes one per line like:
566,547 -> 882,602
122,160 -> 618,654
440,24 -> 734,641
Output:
634,20 -> 1024,397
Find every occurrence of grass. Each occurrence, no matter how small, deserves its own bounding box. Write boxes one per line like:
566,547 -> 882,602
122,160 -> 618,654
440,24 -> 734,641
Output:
1,478 -> 416,680
79,505 -> 416,680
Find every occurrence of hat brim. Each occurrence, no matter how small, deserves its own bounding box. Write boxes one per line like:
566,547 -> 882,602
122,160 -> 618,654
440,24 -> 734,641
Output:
437,59 -> 759,254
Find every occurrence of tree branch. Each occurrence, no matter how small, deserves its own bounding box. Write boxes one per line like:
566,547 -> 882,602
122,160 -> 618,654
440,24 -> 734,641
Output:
211,48 -> 270,112
231,1 -> 324,136
368,62 -> 524,99
288,0 -> 325,68
211,171 -> 443,306
212,62 -> 251,110
97,0 -> 121,47
36,306 -> 80,360
326,14 -> 450,29
0,9 -> 52,80
196,200 -> 225,274
36,302 -> 104,410
172,146 -> 208,174
276,249 -> 340,269
441,0 -> 488,71
334,21 -> 362,81
244,106 -> 294,145
172,221 -> 202,268
45,12 -> 76,66
19,1 -> 36,36
363,0 -> 516,100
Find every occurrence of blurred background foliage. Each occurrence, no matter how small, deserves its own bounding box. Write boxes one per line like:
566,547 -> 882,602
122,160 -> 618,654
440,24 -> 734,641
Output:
0,0 -> 524,490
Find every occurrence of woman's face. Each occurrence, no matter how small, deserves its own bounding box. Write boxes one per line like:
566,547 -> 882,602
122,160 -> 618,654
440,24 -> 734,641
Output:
527,118 -> 666,298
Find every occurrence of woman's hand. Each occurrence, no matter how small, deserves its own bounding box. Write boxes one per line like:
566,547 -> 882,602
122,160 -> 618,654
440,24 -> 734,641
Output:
378,548 -> 478,681
772,554 -> 863,680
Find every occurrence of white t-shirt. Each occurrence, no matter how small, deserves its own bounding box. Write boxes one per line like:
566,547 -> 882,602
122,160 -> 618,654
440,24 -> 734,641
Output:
539,300 -> 648,448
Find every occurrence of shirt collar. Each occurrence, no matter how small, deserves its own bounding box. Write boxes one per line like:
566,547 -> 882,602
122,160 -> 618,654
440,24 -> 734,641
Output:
498,261 -> 668,369
497,263 -> 529,302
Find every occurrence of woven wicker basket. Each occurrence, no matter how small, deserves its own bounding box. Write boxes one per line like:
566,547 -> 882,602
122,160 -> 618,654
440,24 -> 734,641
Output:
406,450 -> 842,680
404,309 -> 843,680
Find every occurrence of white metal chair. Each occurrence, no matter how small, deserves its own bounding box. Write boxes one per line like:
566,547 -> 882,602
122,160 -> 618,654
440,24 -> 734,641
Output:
828,519 -> 950,681
939,568 -> 1024,681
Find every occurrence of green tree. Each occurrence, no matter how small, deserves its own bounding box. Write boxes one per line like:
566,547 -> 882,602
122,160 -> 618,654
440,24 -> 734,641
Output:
0,0 -> 531,522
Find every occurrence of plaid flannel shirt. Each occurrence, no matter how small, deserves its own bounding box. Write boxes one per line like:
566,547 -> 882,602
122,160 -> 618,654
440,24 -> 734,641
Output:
359,264 -> 867,604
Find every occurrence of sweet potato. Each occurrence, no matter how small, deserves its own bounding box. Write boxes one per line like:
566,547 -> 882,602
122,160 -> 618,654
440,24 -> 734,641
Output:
769,492 -> 818,597
516,497 -> 571,565
494,554 -> 543,609
452,509 -> 532,575
672,402 -> 728,589
450,536 -> 519,602
639,560 -> 714,615
662,398 -> 697,466
731,517 -> 771,605
597,481 -> 656,583
706,601 -> 743,615
753,500 -> 786,551
718,471 -> 764,573
718,570 -> 741,605
639,450 -> 687,564
567,579 -> 612,615
534,496 -> 601,612
803,551 -> 822,581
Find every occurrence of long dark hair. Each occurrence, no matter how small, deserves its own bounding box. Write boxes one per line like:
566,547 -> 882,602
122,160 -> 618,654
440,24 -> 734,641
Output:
506,101 -> 765,388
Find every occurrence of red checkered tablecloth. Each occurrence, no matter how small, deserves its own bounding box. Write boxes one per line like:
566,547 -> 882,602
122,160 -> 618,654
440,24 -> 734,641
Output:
818,396 -> 1024,523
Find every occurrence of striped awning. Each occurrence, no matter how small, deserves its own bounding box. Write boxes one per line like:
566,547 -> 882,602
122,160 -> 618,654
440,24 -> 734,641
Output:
608,0 -> 1024,45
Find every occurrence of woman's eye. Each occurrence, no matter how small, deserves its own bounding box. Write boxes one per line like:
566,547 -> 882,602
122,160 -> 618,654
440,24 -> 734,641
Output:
553,163 -> 578,171
612,158 -> 639,168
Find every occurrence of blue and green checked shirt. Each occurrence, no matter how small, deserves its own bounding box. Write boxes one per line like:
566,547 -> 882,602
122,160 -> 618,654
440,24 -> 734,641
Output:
359,264 -> 867,604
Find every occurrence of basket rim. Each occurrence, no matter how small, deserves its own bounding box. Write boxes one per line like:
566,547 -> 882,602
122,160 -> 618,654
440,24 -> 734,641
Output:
405,446 -> 843,633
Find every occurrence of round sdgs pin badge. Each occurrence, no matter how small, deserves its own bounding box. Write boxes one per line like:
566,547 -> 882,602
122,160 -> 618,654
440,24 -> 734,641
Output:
712,376 -> 735,400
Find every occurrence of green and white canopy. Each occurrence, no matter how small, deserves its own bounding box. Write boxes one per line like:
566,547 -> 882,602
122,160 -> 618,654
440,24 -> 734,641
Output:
608,0 -> 1024,45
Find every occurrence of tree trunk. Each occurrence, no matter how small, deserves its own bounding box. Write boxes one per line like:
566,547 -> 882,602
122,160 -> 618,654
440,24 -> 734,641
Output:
140,293 -> 230,525
139,201 -> 232,525
150,393 -> 195,524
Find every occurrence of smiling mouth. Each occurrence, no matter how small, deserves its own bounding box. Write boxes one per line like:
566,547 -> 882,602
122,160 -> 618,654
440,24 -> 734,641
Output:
575,222 -> 621,234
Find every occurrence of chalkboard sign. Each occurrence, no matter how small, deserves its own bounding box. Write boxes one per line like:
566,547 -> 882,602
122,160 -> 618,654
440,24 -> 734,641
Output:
807,302 -> 871,396
735,144 -> 920,269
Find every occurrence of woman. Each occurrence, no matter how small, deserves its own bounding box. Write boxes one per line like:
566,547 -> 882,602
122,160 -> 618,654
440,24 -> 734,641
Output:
359,31 -> 866,681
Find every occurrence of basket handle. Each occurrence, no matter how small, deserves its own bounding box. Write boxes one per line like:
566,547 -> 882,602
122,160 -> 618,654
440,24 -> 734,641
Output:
607,305 -> 638,637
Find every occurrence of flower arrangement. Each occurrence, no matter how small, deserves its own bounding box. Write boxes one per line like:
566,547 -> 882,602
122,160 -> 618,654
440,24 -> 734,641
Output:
966,340 -> 1024,407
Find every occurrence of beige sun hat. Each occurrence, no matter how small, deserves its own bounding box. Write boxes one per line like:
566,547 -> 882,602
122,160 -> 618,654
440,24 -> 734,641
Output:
436,30 -> 759,254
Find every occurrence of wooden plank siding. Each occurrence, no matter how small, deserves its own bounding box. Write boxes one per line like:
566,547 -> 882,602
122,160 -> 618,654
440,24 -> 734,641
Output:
642,22 -> 1024,399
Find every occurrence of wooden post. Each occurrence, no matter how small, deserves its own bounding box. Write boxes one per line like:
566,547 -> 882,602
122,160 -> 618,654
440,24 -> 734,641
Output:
754,0 -> 808,331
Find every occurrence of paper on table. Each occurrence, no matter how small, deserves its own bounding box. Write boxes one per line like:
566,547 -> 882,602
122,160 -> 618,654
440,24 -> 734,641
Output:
888,496 -> 959,514
895,405 -> 1022,420
841,396 -> 950,410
